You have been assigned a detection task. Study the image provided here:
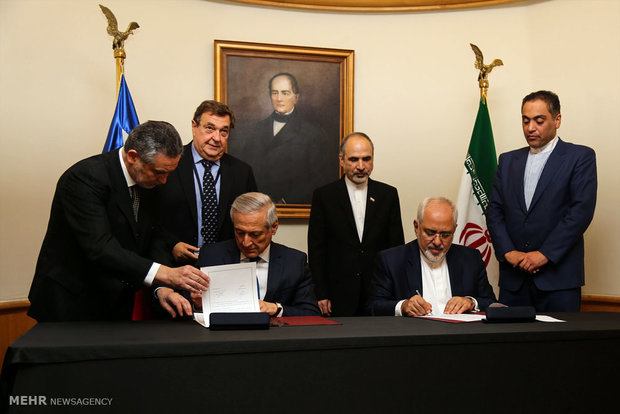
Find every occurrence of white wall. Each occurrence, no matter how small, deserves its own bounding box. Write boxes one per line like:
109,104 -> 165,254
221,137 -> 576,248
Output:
1,0 -> 618,301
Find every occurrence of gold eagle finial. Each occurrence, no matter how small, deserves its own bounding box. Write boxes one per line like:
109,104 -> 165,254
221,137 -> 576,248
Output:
100,4 -> 140,52
470,43 -> 503,98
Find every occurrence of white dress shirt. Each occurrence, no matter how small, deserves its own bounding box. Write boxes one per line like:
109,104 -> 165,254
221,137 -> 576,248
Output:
524,136 -> 558,210
344,176 -> 368,242
118,149 -> 159,286
394,251 -> 479,316
240,244 -> 271,301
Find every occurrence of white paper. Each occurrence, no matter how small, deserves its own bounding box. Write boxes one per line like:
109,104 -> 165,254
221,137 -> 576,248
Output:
417,313 -> 486,322
535,315 -> 566,322
197,262 -> 260,327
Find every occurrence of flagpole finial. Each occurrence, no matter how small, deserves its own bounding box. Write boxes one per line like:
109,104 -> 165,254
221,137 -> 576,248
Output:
100,5 -> 139,94
470,43 -> 503,99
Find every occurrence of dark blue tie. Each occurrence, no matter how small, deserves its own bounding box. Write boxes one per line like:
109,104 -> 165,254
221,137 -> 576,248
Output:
200,160 -> 218,245
249,257 -> 261,298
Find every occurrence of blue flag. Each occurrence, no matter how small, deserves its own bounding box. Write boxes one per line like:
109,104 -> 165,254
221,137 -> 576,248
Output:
102,74 -> 139,153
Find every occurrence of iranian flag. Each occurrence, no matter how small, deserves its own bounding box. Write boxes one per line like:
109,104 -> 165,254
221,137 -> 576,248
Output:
454,96 -> 499,296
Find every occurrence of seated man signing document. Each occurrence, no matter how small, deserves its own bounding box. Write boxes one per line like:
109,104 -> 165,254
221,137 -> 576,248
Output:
157,192 -> 320,317
367,197 -> 496,317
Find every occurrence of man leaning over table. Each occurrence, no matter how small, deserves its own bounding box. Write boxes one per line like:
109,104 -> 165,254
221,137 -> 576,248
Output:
156,192 -> 320,317
28,121 -> 210,322
367,197 -> 496,317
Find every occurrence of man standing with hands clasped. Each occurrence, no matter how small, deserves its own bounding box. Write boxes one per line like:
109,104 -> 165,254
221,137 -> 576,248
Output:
308,132 -> 404,316
486,90 -> 597,311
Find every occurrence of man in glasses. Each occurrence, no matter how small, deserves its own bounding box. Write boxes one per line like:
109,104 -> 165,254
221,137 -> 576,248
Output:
367,197 -> 496,317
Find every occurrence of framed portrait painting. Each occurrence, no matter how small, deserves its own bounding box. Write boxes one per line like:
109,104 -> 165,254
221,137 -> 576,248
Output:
214,40 -> 354,218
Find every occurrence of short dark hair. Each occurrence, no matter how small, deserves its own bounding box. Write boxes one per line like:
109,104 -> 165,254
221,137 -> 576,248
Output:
192,100 -> 236,129
124,120 -> 183,164
340,132 -> 374,156
522,90 -> 561,118
269,73 -> 299,95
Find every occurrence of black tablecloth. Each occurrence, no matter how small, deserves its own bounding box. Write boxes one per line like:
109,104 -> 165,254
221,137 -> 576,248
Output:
3,312 -> 620,413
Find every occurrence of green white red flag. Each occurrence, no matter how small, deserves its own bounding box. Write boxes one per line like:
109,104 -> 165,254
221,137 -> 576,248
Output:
454,96 -> 499,295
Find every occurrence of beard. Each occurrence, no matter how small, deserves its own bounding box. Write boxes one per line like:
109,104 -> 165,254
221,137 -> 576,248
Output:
422,245 -> 446,263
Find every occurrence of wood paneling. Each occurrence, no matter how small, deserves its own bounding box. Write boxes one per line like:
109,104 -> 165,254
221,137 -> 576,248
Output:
581,295 -> 620,312
0,300 -> 36,372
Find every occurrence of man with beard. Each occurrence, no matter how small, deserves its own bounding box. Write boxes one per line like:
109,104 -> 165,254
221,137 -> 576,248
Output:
309,132 -> 404,316
367,197 -> 496,317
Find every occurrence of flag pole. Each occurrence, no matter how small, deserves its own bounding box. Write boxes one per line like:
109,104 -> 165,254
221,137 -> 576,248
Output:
99,4 -> 140,97
114,49 -> 125,96
454,44 -> 503,296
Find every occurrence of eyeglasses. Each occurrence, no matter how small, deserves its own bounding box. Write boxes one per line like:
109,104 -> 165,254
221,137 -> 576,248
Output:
423,229 -> 453,240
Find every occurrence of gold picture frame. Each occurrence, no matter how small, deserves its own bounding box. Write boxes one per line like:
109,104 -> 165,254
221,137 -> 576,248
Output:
227,0 -> 525,12
215,40 -> 354,219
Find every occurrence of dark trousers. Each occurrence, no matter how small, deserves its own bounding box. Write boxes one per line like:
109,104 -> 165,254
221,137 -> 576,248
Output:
499,277 -> 581,312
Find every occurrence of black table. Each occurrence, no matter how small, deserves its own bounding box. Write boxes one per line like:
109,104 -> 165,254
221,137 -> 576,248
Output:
2,313 -> 620,413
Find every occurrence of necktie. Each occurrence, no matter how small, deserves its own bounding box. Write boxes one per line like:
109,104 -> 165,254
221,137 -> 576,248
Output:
200,160 -> 218,245
248,256 -> 261,299
129,185 -> 140,222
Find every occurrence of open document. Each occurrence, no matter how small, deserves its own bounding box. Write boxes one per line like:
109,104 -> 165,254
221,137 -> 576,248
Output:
194,262 -> 260,328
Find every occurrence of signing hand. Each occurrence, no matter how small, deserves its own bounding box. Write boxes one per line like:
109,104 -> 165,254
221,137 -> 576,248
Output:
401,295 -> 432,317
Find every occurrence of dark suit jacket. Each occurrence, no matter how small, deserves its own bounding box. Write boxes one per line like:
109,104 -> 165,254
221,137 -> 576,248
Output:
229,110 -> 337,204
28,150 -> 160,321
486,138 -> 597,292
197,240 -> 320,316
153,142 -> 256,263
308,178 -> 404,316
368,240 -> 497,316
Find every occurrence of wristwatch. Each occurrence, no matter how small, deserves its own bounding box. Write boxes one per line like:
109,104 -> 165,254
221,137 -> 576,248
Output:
274,303 -> 283,317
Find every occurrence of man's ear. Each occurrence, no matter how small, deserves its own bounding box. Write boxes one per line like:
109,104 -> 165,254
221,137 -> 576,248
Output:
125,149 -> 140,166
271,220 -> 279,236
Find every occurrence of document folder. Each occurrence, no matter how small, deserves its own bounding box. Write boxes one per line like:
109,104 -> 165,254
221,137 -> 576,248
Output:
209,312 -> 270,330
484,306 -> 536,323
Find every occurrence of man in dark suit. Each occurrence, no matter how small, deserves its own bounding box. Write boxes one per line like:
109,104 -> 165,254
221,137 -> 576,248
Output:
368,197 -> 496,317
228,73 -> 336,204
486,90 -> 597,311
308,132 -> 404,316
28,121 -> 211,322
153,101 -> 256,266
158,192 -> 319,317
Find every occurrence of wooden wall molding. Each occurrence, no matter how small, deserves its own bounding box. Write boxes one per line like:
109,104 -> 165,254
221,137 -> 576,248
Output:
581,295 -> 620,312
0,300 -> 36,372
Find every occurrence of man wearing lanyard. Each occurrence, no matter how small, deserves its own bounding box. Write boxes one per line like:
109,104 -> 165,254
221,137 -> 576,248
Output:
153,100 -> 257,266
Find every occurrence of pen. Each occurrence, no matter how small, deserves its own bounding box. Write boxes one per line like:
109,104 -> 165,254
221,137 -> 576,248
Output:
416,289 -> 422,297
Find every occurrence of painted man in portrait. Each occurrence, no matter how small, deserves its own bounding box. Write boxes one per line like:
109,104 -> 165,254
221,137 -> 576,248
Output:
229,72 -> 334,204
